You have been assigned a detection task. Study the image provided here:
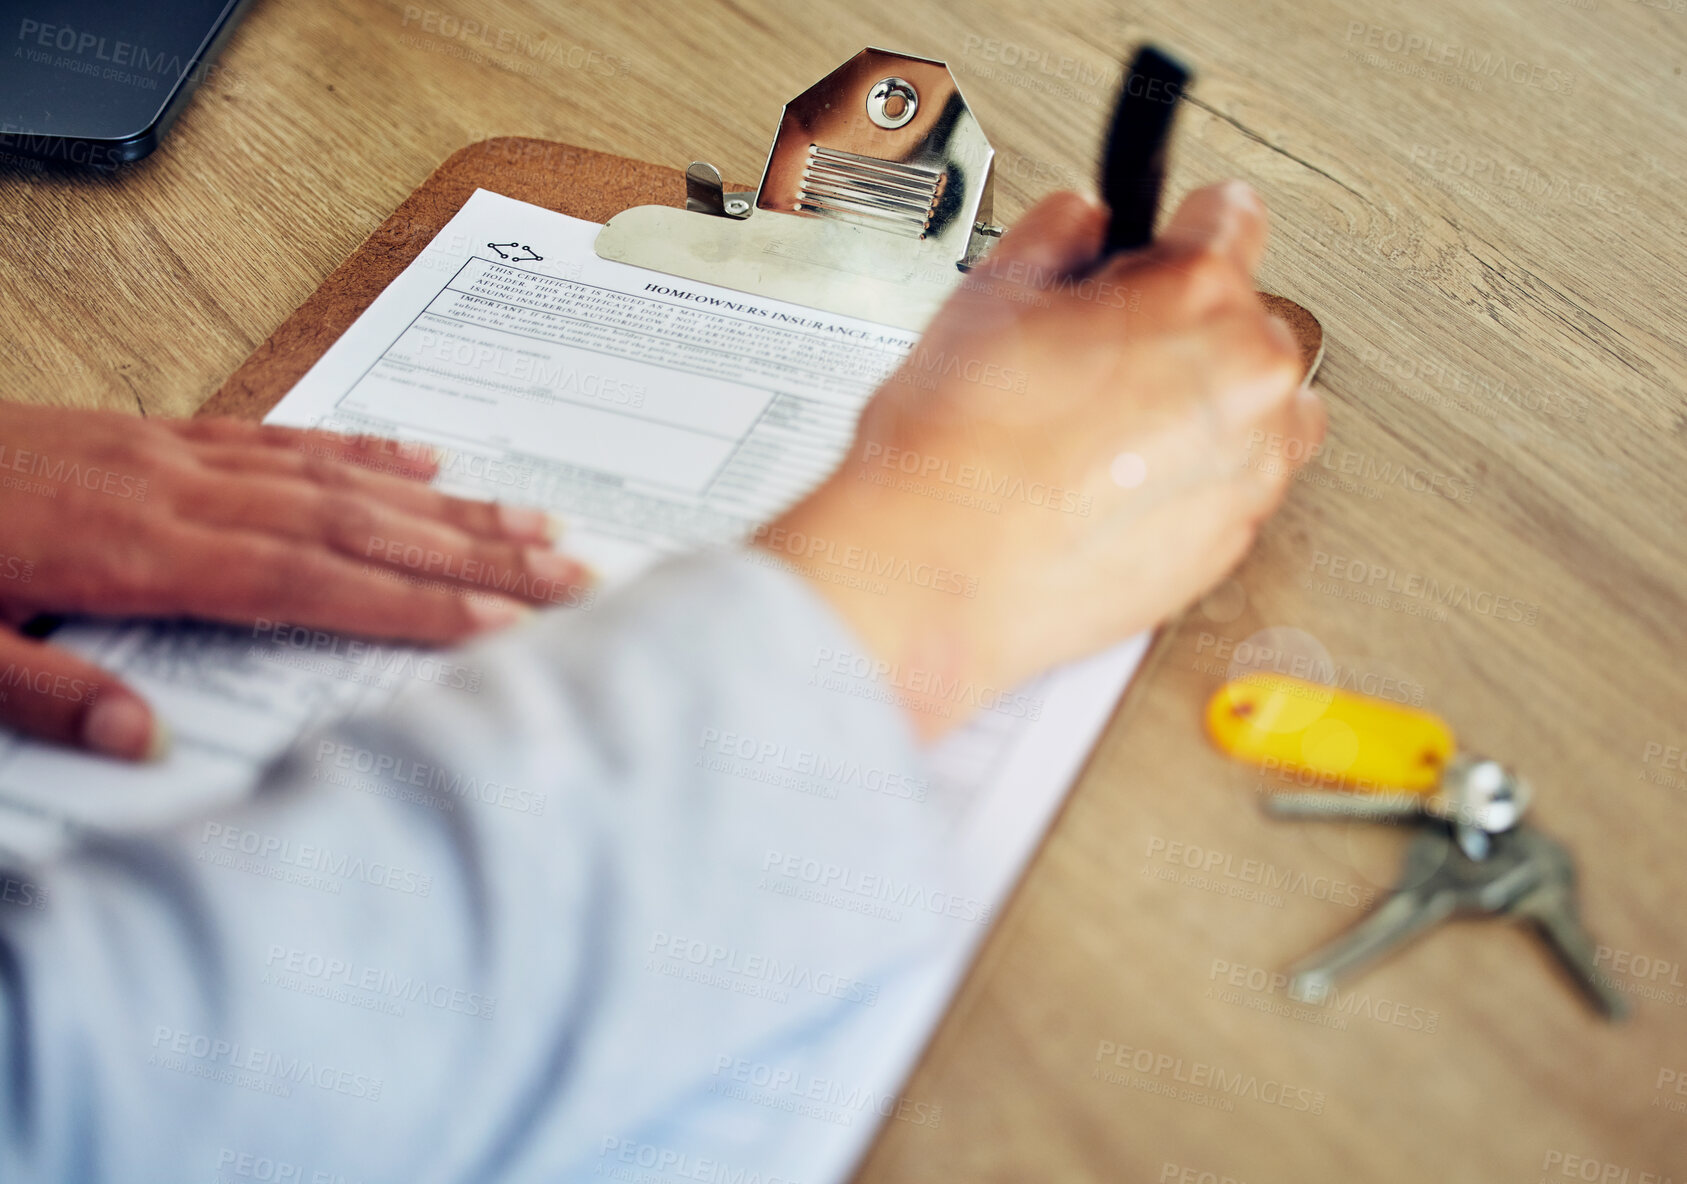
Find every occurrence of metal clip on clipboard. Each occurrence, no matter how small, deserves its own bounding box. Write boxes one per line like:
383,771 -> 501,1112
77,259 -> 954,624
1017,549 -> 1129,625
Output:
593,47 -> 1001,332
594,45 -> 1324,377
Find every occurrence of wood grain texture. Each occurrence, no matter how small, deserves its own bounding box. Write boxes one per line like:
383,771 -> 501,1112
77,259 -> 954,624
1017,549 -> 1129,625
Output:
2,1 -> 1684,1181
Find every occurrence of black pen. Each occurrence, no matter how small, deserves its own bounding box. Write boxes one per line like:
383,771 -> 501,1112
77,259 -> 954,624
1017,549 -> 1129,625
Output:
1101,45 -> 1194,255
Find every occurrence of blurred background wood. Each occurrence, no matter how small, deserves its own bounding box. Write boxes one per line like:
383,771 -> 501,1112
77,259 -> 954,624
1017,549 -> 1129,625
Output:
3,0 -> 1684,1179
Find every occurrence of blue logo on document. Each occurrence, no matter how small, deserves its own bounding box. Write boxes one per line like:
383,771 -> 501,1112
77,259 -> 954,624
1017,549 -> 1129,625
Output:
487,242 -> 543,262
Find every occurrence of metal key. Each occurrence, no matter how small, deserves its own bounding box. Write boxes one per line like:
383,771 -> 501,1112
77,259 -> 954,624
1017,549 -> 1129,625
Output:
1503,838 -> 1630,1019
1266,756 -> 1533,860
1286,825 -> 1555,1005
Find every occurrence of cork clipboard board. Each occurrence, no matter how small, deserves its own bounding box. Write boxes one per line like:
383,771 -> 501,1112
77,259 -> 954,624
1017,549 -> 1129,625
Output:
197,135 -> 1324,422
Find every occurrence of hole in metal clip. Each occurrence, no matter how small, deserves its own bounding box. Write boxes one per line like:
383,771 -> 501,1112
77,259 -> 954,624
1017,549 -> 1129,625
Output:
1230,700 -> 1256,718
1419,749 -> 1443,767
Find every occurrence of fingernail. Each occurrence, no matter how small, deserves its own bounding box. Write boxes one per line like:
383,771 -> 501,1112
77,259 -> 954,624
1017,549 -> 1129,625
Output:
498,505 -> 560,542
465,596 -> 534,632
83,694 -> 170,761
526,545 -> 591,587
1221,179 -> 1263,213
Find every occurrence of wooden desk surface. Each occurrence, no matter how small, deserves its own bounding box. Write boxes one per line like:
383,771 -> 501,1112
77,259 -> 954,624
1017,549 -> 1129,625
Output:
3,0 -> 1684,1179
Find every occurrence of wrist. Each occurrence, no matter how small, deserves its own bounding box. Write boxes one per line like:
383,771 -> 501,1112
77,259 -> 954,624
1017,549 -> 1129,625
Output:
751,462 -> 997,740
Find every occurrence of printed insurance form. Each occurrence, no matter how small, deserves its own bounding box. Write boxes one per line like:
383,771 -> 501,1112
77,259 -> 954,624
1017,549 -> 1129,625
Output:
0,189 -> 1148,1162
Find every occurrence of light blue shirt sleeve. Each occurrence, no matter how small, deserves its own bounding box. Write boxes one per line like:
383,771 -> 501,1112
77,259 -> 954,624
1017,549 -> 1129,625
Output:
0,550 -> 960,1184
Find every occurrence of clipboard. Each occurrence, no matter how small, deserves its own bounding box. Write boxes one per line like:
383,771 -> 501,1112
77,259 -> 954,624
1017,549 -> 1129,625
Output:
176,52 -> 1330,1125
199,47 -> 1322,422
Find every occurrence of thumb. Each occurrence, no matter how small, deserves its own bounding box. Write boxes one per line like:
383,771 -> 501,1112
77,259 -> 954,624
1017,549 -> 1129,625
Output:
1156,179 -> 1270,277
975,191 -> 1107,286
0,627 -> 168,760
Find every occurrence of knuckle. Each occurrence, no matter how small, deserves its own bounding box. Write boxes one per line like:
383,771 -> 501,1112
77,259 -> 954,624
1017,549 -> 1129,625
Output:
300,453 -> 356,489
319,492 -> 378,549
243,546 -> 313,612
1258,317 -> 1302,369
162,470 -> 219,517
95,526 -> 169,608
1149,245 -> 1249,321
1179,243 -> 1246,293
1240,318 -> 1304,399
446,495 -> 499,535
101,431 -> 174,475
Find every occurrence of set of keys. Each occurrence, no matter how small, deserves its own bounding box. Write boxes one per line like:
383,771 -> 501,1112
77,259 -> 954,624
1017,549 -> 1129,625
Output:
1206,674 -> 1628,1020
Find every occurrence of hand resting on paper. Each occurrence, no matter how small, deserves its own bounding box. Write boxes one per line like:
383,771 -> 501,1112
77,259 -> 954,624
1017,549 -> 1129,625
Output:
0,406 -> 591,759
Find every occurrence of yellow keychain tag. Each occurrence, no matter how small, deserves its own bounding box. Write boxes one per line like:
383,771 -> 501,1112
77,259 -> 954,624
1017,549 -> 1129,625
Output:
1205,673 -> 1455,794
